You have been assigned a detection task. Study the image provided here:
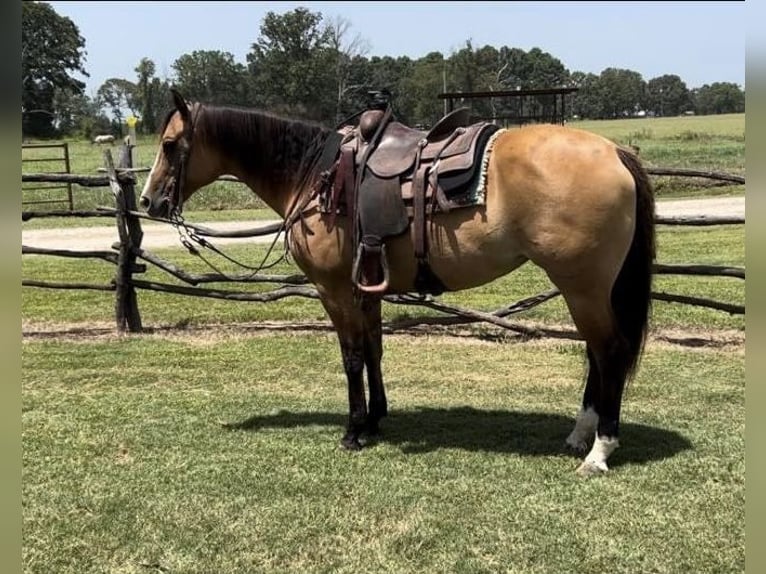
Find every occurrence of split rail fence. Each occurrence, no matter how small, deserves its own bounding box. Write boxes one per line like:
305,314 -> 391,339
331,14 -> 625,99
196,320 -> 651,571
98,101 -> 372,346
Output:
22,149 -> 746,336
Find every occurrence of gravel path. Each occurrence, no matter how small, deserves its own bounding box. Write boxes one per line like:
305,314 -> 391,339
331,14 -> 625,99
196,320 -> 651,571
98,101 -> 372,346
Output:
22,196 -> 744,251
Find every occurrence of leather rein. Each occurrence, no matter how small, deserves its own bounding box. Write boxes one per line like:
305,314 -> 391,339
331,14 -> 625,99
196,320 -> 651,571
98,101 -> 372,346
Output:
165,104 -> 345,281
165,103 -> 290,278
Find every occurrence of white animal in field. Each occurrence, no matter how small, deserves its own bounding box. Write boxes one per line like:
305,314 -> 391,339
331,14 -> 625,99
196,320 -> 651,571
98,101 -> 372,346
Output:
92,134 -> 115,145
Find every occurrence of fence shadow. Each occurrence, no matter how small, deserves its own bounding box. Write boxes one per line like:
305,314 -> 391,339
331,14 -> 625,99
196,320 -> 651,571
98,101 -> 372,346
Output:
224,406 -> 691,468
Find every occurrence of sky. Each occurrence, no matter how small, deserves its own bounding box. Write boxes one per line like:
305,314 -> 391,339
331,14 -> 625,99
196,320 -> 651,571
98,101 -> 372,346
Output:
47,1 -> 751,99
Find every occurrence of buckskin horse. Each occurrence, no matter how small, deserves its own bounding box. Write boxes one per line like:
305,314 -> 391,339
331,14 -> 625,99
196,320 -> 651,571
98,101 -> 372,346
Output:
139,89 -> 655,476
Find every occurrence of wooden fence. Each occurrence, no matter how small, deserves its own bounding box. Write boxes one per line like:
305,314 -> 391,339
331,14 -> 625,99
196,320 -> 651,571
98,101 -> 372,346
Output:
22,150 -> 745,336
22,142 -> 74,210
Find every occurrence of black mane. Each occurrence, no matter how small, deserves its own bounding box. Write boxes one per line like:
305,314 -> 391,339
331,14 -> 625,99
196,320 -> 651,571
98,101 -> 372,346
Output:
196,105 -> 332,190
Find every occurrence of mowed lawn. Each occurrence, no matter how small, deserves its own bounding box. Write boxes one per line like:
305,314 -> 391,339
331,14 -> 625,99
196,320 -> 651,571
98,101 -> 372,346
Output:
23,329 -> 743,574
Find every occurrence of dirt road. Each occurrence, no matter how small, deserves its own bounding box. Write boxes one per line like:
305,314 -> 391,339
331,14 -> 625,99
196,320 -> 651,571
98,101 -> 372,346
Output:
22,196 -> 744,251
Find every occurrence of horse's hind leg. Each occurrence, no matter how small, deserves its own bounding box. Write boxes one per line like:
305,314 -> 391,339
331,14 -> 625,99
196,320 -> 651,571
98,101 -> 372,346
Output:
361,295 -> 387,435
565,346 -> 599,453
579,334 -> 632,477
555,281 -> 630,476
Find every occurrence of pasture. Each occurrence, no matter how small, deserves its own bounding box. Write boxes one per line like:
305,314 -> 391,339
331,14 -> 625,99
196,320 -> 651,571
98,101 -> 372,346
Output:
22,113 -> 745,573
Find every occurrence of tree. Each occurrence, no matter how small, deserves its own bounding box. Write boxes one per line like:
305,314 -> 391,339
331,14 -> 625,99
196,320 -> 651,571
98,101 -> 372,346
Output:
172,50 -> 249,106
474,44 -> 510,121
692,82 -> 745,115
524,47 -> 569,89
22,1 -> 88,137
52,87 -> 86,135
523,47 -> 570,120
570,71 -> 604,119
448,40 -> 491,94
496,46 -> 547,90
446,41 -> 498,119
135,58 -> 159,134
96,78 -> 138,125
596,68 -> 646,118
367,56 -> 413,100
646,74 -> 691,116
400,51 -> 447,127
341,54 -> 376,118
149,76 -> 172,129
246,7 -> 335,121
325,15 -> 371,123
57,91 -> 112,139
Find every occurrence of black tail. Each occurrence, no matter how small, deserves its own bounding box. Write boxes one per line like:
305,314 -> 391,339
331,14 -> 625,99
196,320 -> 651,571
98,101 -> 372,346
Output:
612,147 -> 656,381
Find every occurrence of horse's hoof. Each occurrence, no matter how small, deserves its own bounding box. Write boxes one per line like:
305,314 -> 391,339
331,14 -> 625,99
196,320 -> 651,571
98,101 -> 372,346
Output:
340,434 -> 363,451
565,437 -> 590,454
576,460 -> 609,477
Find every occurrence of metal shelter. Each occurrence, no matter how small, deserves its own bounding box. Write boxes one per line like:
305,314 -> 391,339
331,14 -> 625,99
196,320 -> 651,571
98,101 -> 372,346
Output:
438,87 -> 579,126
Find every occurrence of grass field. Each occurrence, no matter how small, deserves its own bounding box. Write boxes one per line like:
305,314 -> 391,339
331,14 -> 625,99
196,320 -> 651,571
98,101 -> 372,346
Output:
572,113 -> 745,199
22,113 -> 745,573
22,331 -> 744,574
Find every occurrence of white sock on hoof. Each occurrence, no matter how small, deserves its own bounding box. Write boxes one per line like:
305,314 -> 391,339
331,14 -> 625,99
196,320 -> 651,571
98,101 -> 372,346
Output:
582,435 -> 620,472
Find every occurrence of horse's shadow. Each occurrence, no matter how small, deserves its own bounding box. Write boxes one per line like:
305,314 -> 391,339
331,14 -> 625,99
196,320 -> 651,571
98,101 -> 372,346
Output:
224,406 -> 691,468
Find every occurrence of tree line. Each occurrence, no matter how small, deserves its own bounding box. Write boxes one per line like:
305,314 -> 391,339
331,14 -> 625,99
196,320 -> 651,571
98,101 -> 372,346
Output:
22,2 -> 746,139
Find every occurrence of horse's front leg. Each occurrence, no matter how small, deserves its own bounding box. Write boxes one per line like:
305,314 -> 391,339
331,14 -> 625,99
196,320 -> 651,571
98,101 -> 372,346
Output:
318,290 -> 369,450
339,336 -> 367,450
361,295 -> 386,436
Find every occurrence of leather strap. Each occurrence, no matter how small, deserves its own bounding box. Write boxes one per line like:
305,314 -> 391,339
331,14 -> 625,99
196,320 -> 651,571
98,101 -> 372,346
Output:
349,104 -> 393,252
332,146 -> 355,215
411,140 -> 429,261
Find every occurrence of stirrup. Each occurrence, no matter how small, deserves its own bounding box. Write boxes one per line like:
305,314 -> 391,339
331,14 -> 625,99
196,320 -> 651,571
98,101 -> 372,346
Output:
351,242 -> 390,294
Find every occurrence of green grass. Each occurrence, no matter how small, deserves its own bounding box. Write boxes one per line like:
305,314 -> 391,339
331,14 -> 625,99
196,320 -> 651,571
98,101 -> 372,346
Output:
22,332 -> 744,573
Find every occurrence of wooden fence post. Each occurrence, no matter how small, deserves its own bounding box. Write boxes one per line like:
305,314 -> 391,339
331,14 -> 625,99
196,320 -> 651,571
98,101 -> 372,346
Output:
104,149 -> 143,332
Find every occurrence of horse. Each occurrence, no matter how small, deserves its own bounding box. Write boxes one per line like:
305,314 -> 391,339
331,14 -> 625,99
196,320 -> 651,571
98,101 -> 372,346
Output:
139,89 -> 656,476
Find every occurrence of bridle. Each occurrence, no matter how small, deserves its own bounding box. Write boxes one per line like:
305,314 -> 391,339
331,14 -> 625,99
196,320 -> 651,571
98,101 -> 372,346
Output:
163,102 -> 203,219
160,100 -> 299,280
157,100 -> 344,282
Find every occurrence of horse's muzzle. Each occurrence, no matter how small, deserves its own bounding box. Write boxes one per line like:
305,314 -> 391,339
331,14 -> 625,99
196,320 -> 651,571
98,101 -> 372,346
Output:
140,193 -> 171,218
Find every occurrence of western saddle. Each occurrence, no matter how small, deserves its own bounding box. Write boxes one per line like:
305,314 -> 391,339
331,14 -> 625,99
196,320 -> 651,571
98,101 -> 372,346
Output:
320,92 -> 501,296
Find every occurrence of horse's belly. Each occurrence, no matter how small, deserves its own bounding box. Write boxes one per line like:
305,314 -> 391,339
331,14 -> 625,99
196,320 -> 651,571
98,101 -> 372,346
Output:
385,210 -> 529,293
427,242 -> 529,291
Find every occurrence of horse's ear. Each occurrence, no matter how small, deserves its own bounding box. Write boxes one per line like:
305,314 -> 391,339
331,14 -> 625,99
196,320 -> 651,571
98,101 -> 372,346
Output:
170,88 -> 190,121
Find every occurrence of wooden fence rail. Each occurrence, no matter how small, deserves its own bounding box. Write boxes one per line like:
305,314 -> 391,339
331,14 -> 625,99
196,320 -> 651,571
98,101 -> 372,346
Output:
22,154 -> 746,335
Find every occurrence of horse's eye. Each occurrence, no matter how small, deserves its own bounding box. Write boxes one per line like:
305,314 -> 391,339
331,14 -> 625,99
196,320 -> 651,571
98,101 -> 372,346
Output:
162,140 -> 177,155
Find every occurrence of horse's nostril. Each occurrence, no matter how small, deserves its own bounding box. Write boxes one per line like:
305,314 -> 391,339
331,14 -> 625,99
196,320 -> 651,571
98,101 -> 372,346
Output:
139,196 -> 150,209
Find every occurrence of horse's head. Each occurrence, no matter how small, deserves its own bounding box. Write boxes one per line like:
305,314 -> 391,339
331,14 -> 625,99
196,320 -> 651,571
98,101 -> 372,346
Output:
139,89 -> 211,218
